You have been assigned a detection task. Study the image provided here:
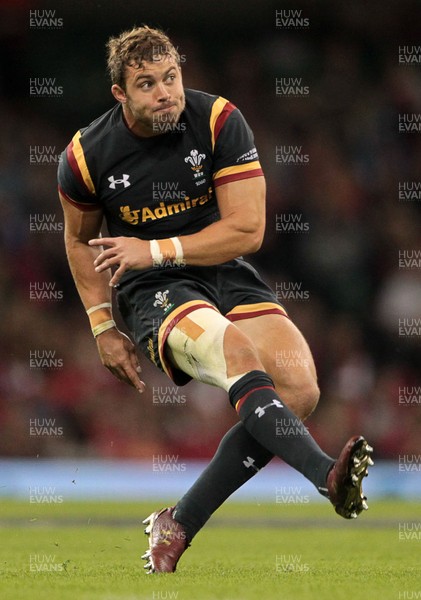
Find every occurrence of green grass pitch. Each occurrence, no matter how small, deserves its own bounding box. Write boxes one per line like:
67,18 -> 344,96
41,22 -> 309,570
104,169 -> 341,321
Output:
0,499 -> 419,600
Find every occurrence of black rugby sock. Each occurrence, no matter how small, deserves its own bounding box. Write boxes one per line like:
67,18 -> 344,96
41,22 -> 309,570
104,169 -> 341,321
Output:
229,370 -> 334,494
173,422 -> 273,541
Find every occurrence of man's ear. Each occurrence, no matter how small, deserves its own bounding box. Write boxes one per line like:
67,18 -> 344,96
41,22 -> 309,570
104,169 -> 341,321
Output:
111,84 -> 127,104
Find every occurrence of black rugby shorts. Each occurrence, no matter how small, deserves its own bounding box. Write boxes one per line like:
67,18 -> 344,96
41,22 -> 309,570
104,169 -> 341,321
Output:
116,258 -> 288,385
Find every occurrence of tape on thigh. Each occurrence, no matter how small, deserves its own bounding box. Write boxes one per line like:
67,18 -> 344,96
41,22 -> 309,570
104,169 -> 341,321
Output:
166,307 -> 244,391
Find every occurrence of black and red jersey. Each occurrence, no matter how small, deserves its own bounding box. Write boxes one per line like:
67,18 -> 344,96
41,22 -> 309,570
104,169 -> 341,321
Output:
58,88 -> 263,240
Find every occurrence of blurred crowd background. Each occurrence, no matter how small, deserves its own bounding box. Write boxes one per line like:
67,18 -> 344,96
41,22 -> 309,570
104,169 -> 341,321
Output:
0,0 -> 420,462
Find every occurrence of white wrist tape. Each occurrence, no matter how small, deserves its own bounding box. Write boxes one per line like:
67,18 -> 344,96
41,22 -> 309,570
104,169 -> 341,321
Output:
149,237 -> 184,267
92,319 -> 116,338
150,239 -> 163,267
86,302 -> 112,315
170,236 -> 184,266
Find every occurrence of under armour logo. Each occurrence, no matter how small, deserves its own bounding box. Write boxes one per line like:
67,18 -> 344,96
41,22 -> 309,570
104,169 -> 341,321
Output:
255,399 -> 283,418
243,456 -> 259,472
108,174 -> 130,189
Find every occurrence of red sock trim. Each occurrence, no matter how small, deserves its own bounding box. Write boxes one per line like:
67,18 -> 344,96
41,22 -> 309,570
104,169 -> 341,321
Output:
234,385 -> 275,413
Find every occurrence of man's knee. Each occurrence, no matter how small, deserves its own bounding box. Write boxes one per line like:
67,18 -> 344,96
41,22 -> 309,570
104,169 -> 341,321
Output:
167,307 -> 263,391
299,380 -> 320,420
223,324 -> 263,379
272,375 -> 320,421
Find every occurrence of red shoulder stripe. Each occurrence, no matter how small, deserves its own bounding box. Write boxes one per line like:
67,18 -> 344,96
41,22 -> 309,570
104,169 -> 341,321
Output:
58,185 -> 101,212
66,141 -> 91,195
213,101 -> 236,145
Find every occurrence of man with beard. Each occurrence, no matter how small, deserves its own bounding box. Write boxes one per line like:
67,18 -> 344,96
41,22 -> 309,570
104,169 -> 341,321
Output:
58,26 -> 373,574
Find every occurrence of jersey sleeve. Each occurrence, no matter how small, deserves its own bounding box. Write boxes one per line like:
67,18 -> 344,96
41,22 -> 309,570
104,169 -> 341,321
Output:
210,97 -> 264,188
57,130 -> 101,211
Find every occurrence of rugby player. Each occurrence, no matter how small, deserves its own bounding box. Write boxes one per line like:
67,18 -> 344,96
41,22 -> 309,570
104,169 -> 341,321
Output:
58,26 -> 373,574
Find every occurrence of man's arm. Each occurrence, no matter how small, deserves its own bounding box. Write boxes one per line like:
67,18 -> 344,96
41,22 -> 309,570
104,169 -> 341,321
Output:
90,176 -> 266,285
182,176 -> 266,262
60,195 -> 145,392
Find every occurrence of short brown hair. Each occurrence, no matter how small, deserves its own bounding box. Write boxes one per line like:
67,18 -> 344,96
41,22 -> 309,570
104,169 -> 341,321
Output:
106,26 -> 180,89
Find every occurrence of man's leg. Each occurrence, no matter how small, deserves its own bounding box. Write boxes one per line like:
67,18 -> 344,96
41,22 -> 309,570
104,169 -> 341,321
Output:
173,313 -> 321,542
166,308 -> 334,489
234,313 -> 319,420
225,314 -> 372,513
142,306 -> 372,573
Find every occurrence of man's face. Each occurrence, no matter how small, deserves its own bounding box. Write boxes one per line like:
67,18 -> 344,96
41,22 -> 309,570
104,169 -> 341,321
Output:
112,55 -> 185,137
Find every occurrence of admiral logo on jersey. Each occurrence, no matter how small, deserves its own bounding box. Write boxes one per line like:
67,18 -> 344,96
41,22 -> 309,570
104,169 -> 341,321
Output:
119,205 -> 141,225
119,187 -> 213,225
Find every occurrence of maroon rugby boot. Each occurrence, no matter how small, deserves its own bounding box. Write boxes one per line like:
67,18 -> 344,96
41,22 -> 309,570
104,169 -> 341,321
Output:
142,507 -> 189,573
327,436 -> 374,519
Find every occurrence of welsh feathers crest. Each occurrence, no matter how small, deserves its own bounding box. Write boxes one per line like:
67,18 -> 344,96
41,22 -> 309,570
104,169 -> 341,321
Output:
184,149 -> 206,171
153,290 -> 174,313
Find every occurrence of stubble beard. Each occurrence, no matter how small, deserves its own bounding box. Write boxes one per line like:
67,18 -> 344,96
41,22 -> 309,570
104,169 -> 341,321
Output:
128,92 -> 186,136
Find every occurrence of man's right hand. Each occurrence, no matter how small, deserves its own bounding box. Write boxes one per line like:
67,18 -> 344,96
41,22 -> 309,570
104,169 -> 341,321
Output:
96,327 -> 145,393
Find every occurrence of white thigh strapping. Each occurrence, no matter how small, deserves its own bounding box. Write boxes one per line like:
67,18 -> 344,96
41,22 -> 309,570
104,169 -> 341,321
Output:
166,307 -> 245,391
